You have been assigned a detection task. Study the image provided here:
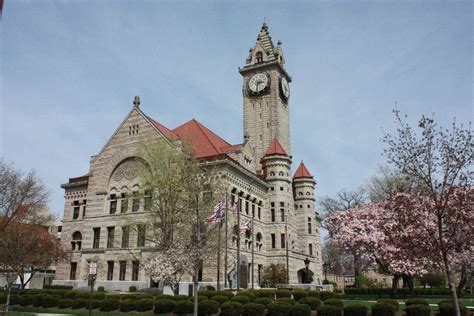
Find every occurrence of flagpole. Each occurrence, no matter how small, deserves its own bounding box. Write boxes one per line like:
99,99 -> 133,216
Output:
217,214 -> 221,290
251,217 -> 255,289
285,219 -> 290,284
236,196 -> 241,292
224,194 -> 228,289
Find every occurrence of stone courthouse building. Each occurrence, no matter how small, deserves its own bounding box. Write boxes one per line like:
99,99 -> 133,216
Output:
55,23 -> 323,291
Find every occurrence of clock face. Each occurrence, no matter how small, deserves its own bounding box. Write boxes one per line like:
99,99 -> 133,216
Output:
248,73 -> 269,94
280,77 -> 290,99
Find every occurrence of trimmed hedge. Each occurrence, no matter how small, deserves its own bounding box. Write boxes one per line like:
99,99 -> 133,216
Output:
405,304 -> 431,316
277,298 -> 297,305
299,297 -> 322,310
320,292 -> 338,301
174,294 -> 189,301
198,290 -> 215,298
136,298 -> 154,312
438,302 -> 468,316
90,299 -> 102,309
276,289 -> 292,298
214,290 -> 234,299
72,298 -> 87,309
32,294 -> 43,307
42,295 -> 59,308
19,295 -> 31,306
64,291 -> 76,299
292,290 -> 308,301
257,289 -> 276,299
44,285 -> 73,290
267,302 -> 293,316
174,300 -> 194,315
9,295 -> 20,305
377,298 -> 399,310
229,301 -> 244,314
345,287 -> 451,297
198,299 -> 219,316
343,304 -> 368,316
230,295 -> 251,304
323,298 -> 343,307
307,290 -> 321,298
120,299 -> 136,312
97,286 -> 105,292
316,305 -> 343,316
58,298 -> 72,308
405,298 -> 429,307
154,299 -> 176,314
91,292 -> 106,300
372,302 -> 396,316
100,299 -> 120,311
242,302 -> 265,316
237,291 -> 256,301
128,285 -> 137,292
254,297 -> 272,306
211,295 -> 229,305
189,295 -> 209,302
155,294 -> 175,300
291,303 -> 311,316
220,301 -> 239,316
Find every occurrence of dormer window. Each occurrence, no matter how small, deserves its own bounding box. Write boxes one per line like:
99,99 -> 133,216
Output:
256,52 -> 263,63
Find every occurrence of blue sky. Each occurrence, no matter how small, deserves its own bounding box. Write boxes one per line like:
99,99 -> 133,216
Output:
1,0 -> 472,219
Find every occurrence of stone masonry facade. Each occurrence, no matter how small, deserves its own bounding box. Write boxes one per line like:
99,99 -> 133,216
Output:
54,23 -> 323,292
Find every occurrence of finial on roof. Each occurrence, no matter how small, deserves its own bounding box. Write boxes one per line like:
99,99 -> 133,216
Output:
277,40 -> 282,46
133,96 -> 140,108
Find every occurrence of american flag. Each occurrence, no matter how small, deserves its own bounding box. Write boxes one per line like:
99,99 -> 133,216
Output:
205,199 -> 226,223
240,219 -> 252,232
214,199 -> 225,213
231,201 -> 240,214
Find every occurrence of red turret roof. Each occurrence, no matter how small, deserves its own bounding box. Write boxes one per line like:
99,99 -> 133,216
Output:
293,161 -> 313,179
264,138 -> 288,157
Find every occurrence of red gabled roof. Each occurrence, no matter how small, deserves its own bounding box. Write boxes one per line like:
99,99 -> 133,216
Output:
264,138 -> 288,157
146,115 -> 179,140
172,119 -> 239,159
293,161 -> 313,179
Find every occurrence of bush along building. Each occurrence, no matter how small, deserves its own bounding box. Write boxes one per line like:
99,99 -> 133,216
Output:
54,23 -> 323,292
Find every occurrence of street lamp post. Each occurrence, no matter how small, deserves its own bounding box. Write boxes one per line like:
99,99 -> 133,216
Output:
322,262 -> 329,284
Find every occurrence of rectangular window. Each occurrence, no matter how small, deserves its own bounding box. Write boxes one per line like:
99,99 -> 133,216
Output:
132,261 -> 139,281
120,193 -> 128,213
280,202 -> 285,207
137,224 -> 146,247
309,244 -> 313,256
280,209 -> 285,222
251,204 -> 255,217
144,190 -> 152,211
119,261 -> 126,281
281,233 -> 285,248
109,194 -> 117,214
107,226 -> 115,248
93,227 -> 101,249
121,226 -> 130,248
70,262 -> 77,280
308,223 -> 312,234
257,207 -> 261,219
271,234 -> 276,249
132,192 -> 140,212
57,226 -> 62,233
107,261 -> 114,281
271,209 -> 275,222
82,200 -> 87,217
245,201 -> 249,215
73,201 -> 80,219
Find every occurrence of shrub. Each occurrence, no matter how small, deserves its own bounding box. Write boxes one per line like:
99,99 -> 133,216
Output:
237,291 -> 256,301
254,297 -> 272,306
44,285 -> 73,290
174,294 -> 189,301
19,295 -> 32,306
377,298 -> 399,311
90,299 -> 102,309
405,298 -> 429,307
291,303 -> 311,316
229,301 -> 244,314
42,295 -> 59,308
299,297 -> 322,310
198,290 -> 215,298
438,302 -> 468,316
75,292 -> 91,299
343,304 -> 368,316
156,294 -> 175,300
91,292 -> 106,300
211,295 -> 229,305
9,294 -> 20,305
242,302 -> 265,316
307,290 -> 321,298
277,298 -> 296,305
64,291 -> 76,299
372,302 -> 396,316
106,294 -> 121,301
220,302 -> 239,316
58,298 -> 72,308
231,295 -> 251,304
72,298 -> 87,309
0,294 -> 6,304
32,294 -> 44,307
320,291 -> 337,301
292,290 -> 308,301
154,299 -> 176,314
206,285 -> 216,291
276,289 -> 292,298
189,295 -> 209,302
136,298 -> 154,312
214,290 -> 234,299
127,285 -> 137,292
267,302 -> 293,316
198,299 -> 219,316
323,298 -> 343,307
316,305 -> 343,316
100,299 -> 120,311
174,300 -> 194,315
120,299 -> 136,312
257,289 -> 276,299
405,304 -> 431,316
97,286 -> 105,292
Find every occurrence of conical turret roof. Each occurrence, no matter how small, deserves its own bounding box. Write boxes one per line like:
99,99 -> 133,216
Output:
264,138 -> 288,157
293,161 -> 313,179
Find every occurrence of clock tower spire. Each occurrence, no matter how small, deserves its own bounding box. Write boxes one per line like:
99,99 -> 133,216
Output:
240,23 -> 292,169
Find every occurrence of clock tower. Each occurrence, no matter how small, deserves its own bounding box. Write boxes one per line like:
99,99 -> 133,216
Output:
240,23 -> 292,168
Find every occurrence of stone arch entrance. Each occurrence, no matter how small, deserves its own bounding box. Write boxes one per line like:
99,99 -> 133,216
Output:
297,268 -> 314,284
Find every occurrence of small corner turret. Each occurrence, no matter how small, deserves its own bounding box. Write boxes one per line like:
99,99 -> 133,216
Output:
245,22 -> 285,68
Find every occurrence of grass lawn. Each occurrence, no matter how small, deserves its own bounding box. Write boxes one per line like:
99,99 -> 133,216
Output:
1,306 -> 154,316
342,298 -> 474,311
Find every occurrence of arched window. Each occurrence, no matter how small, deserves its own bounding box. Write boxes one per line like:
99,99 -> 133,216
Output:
269,171 -> 275,176
279,171 -> 284,176
256,232 -> 262,242
245,230 -> 251,239
71,231 -> 82,251
298,192 -> 303,196
256,52 -> 263,63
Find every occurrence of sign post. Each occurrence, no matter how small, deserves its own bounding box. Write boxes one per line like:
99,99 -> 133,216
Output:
89,262 -> 97,316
